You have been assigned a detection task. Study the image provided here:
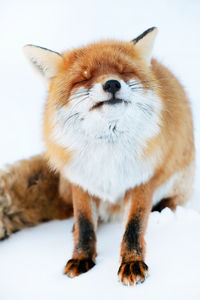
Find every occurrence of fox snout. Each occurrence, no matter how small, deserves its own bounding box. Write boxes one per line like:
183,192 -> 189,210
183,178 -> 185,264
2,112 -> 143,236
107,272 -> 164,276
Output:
90,79 -> 123,109
103,79 -> 121,94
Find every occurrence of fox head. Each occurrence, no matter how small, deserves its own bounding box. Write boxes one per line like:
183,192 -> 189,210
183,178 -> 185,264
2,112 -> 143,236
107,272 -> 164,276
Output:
24,27 -> 162,167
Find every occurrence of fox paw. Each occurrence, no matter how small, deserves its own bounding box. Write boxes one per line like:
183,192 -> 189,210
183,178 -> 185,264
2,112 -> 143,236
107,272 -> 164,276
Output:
118,260 -> 148,286
64,258 -> 95,278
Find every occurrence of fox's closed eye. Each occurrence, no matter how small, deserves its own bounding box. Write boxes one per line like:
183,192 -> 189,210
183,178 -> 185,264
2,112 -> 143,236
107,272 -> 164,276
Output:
73,78 -> 89,86
120,71 -> 135,75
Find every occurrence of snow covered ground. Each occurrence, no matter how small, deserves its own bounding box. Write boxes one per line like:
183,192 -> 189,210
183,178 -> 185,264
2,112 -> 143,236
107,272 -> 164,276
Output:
0,1 -> 200,299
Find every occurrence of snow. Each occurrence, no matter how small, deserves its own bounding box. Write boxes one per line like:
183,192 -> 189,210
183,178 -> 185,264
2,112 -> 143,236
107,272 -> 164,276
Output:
1,208 -> 200,299
0,0 -> 200,299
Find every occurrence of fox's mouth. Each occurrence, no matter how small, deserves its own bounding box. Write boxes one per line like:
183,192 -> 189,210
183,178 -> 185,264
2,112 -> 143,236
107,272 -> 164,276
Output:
91,97 -> 127,110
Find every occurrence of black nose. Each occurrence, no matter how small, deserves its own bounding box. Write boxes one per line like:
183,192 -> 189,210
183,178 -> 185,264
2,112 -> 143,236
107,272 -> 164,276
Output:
103,80 -> 121,94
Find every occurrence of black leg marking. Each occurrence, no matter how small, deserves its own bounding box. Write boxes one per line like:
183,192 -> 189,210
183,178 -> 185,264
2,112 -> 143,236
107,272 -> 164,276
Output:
152,198 -> 173,212
76,214 -> 96,257
123,217 -> 142,255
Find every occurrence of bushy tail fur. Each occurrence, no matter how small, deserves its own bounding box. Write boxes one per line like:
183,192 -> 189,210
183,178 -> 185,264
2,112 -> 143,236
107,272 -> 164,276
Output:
0,155 -> 73,240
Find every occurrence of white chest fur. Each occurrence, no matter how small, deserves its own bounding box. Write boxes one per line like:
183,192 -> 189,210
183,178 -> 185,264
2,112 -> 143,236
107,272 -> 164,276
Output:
52,85 -> 162,203
63,138 -> 158,203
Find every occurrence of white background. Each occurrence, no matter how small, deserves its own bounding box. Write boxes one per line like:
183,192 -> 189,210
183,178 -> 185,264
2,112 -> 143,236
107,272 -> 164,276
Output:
0,1 -> 200,299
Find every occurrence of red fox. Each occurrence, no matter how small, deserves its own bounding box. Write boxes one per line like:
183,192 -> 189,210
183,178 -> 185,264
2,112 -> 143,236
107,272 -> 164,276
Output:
0,27 -> 194,285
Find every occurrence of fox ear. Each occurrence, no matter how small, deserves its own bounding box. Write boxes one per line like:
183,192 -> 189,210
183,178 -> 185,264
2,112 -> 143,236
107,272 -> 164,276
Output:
132,27 -> 158,66
23,45 -> 63,82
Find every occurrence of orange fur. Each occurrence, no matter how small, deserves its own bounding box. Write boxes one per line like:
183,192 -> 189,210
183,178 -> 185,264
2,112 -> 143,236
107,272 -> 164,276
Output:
43,42 -> 194,184
0,155 -> 73,239
0,28 -> 194,285
42,37 -> 194,284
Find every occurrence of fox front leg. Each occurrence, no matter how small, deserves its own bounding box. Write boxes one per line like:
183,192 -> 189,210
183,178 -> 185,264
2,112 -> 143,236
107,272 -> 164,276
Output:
64,185 -> 98,277
118,183 -> 154,285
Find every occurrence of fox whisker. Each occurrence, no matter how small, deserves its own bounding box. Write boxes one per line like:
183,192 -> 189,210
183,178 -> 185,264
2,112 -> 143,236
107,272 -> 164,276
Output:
64,112 -> 79,126
70,93 -> 89,101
